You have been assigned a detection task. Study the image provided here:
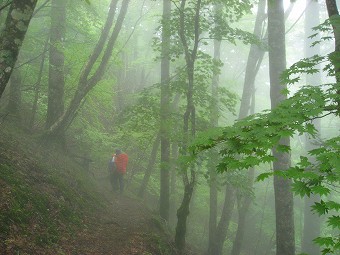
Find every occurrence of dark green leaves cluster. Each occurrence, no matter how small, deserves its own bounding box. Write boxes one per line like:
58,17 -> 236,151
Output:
192,85 -> 326,171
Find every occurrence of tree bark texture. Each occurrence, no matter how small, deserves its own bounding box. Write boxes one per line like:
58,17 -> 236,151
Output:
159,0 -> 171,222
268,1 -> 295,255
0,0 -> 38,99
46,0 -> 67,130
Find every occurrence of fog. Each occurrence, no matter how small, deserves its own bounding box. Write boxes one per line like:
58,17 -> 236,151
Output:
0,0 -> 339,255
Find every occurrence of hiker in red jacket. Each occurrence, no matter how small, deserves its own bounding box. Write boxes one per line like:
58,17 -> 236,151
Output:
112,149 -> 128,194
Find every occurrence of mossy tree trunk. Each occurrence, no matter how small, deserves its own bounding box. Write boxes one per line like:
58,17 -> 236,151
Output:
0,0 -> 38,99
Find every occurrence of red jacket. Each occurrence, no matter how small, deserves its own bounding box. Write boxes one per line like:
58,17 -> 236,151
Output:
115,153 -> 128,174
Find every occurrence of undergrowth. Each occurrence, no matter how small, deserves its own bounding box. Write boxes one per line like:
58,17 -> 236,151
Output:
0,121 -> 105,254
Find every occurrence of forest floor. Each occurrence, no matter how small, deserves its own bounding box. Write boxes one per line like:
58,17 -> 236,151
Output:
61,191 -> 176,255
0,123 -> 199,255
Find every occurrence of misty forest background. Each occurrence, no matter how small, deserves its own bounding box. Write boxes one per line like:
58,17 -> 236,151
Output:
0,0 -> 339,255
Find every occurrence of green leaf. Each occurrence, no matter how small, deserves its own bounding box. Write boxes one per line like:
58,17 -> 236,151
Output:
256,172 -> 273,182
327,215 -> 340,229
312,200 -> 328,215
291,181 -> 311,197
311,186 -> 331,196
314,236 -> 335,247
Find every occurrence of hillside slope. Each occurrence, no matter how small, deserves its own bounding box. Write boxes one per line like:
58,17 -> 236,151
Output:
0,123 -> 198,255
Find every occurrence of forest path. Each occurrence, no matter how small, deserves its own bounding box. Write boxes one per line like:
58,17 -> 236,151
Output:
66,178 -> 168,255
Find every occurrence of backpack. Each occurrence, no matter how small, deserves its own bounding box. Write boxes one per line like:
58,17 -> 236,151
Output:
115,153 -> 128,174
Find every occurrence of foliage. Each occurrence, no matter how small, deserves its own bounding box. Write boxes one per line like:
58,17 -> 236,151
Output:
191,18 -> 340,254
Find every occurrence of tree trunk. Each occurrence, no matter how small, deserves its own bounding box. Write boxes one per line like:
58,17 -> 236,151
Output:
239,0 -> 266,118
175,178 -> 195,252
174,0 -> 201,252
229,1 -> 267,254
6,69 -> 22,119
169,141 -> 179,224
30,37 -> 49,129
159,0 -> 171,221
138,133 -> 161,198
301,1 -> 321,254
268,0 -> 295,255
231,169 -> 255,255
46,0 -> 67,130
213,184 -> 236,255
207,36 -> 221,254
45,0 -> 130,138
0,0 -> 38,99
175,0 -> 201,253
326,0 -> 340,114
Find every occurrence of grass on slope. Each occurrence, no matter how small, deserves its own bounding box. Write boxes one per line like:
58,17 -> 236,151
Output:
0,122 -> 105,254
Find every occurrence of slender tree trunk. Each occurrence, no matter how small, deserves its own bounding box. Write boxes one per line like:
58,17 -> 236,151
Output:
268,1 -> 295,254
230,2 -> 266,254
207,37 -> 221,254
170,142 -> 179,195
239,0 -> 266,118
139,93 -> 181,199
231,169 -> 255,255
0,0 -> 38,99
30,37 -> 49,129
175,0 -> 201,252
115,52 -> 126,113
175,176 -> 195,252
138,133 -> 161,198
254,179 -> 271,255
169,141 -> 179,224
46,0 -> 67,130
160,0 -> 171,221
213,184 -> 236,255
45,0 -> 130,138
301,1 -> 321,255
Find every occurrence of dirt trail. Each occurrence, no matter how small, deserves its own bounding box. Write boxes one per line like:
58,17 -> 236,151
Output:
66,180 -> 170,255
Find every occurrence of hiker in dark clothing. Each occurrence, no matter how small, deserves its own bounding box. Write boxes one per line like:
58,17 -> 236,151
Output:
108,154 -> 116,192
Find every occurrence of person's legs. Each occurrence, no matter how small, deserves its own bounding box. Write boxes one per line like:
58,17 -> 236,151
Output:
109,171 -> 115,191
112,171 -> 119,192
118,173 -> 124,194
